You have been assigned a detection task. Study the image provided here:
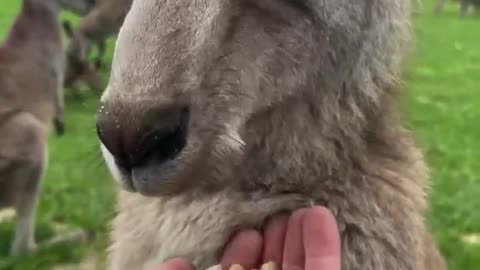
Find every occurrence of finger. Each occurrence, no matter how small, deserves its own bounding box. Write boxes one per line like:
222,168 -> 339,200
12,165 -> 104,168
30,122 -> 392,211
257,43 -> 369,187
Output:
263,214 -> 289,264
283,209 -> 308,270
221,230 -> 263,270
148,258 -> 194,270
303,207 -> 341,270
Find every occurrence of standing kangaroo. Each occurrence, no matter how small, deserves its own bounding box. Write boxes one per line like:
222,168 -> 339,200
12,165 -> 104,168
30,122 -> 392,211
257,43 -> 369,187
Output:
62,0 -> 133,71
61,0 -> 133,94
97,1 -> 448,270
0,0 -> 87,255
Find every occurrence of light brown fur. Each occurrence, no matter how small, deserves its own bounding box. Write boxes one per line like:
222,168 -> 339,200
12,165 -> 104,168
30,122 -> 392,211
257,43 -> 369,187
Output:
0,0 -> 85,255
97,0 -> 448,269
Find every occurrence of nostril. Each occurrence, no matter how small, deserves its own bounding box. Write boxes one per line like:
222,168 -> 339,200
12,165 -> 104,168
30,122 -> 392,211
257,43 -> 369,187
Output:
134,107 -> 189,166
96,104 -> 190,171
97,119 -> 130,170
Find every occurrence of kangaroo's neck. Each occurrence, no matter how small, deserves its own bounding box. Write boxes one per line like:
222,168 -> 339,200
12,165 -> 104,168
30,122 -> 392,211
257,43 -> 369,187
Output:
4,0 -> 62,49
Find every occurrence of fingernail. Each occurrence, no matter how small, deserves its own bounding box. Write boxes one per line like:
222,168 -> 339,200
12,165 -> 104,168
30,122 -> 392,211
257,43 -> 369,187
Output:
229,264 -> 244,270
206,265 -> 222,270
144,258 -> 193,270
261,262 -> 278,270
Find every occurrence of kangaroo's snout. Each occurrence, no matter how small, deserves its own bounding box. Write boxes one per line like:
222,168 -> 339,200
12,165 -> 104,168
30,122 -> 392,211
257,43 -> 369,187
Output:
96,102 -> 189,195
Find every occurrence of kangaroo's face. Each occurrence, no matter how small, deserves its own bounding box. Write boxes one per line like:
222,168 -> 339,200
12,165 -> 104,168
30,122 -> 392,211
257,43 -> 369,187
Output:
96,0 -> 386,196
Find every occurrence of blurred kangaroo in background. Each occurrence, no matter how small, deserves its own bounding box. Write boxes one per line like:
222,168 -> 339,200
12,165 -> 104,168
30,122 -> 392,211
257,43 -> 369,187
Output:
413,0 -> 424,14
0,0 -> 89,255
435,0 -> 480,16
61,0 -> 133,94
97,0 -> 448,270
63,20 -> 104,99
61,0 -> 95,16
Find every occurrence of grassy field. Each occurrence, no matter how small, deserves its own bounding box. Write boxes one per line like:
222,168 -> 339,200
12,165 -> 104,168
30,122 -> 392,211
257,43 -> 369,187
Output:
0,0 -> 479,269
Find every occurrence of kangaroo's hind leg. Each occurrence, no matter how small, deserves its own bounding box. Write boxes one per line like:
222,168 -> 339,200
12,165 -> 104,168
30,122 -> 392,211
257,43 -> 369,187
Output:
10,157 -> 46,255
1,114 -> 48,256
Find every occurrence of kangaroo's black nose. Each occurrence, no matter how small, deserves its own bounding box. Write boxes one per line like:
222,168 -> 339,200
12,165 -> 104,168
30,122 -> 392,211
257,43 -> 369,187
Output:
96,103 -> 189,172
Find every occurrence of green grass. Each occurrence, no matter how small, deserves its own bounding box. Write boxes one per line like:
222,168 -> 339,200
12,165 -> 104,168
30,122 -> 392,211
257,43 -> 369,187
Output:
0,0 -> 479,269
404,2 -> 480,269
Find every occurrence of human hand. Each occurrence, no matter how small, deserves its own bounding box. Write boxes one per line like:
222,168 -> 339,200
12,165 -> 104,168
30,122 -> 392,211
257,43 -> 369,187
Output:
151,207 -> 340,270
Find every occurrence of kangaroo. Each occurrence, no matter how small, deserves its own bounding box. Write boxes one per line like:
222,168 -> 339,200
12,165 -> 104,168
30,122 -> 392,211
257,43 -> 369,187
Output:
61,0 -> 95,16
96,1 -> 448,270
413,0 -> 424,14
435,0 -> 480,16
61,0 -> 133,94
62,30 -> 104,99
0,0 -> 87,255
62,0 -> 133,75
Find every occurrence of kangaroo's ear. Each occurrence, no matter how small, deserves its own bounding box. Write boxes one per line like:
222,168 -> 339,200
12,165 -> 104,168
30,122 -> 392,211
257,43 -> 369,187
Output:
62,20 -> 74,38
